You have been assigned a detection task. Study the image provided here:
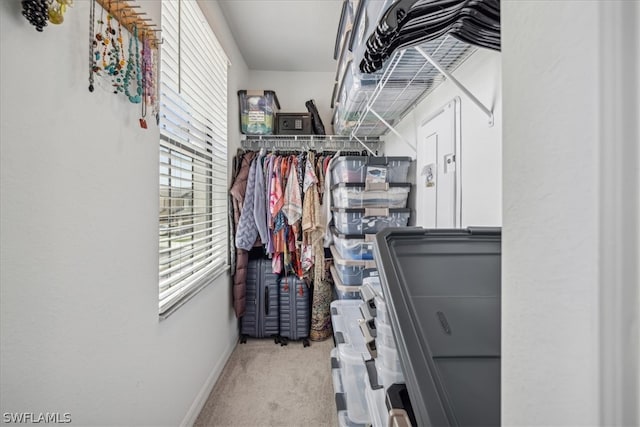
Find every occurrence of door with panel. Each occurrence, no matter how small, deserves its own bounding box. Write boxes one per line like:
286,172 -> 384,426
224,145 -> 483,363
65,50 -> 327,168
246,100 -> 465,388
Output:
415,98 -> 462,228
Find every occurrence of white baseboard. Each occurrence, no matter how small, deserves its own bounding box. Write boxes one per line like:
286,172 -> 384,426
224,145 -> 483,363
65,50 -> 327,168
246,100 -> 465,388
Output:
180,336 -> 238,427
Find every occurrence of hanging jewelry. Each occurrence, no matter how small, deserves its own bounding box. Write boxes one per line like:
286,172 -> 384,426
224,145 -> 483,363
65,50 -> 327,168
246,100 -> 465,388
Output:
139,32 -> 149,128
88,0 -> 96,91
93,1 -> 104,70
48,0 -> 73,25
22,0 -> 49,32
123,25 -> 142,104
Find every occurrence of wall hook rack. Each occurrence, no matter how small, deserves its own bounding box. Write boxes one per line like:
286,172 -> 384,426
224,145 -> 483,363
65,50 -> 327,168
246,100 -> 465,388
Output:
95,0 -> 160,48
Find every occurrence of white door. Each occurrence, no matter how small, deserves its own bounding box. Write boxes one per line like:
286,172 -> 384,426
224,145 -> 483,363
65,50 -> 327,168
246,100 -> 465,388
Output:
416,99 -> 461,228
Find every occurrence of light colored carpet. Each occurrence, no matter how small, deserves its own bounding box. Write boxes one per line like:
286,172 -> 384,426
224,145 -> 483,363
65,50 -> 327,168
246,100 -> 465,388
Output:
195,337 -> 338,427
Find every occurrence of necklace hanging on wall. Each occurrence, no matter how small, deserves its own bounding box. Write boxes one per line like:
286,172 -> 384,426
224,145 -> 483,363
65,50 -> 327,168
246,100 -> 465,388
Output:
123,24 -> 142,104
88,0 -> 96,91
22,0 -> 49,32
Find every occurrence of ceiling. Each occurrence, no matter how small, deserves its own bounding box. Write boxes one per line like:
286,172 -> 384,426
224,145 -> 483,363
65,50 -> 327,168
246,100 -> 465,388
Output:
216,0 -> 343,72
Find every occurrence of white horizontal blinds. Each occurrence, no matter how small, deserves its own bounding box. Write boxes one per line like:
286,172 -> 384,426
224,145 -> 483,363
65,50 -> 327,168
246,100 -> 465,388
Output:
159,0 -> 229,315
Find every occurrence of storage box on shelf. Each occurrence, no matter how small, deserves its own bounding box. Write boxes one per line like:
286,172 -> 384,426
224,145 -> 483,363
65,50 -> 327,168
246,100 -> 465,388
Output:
331,299 -> 371,425
276,113 -> 312,135
332,207 -> 411,235
238,90 -> 280,135
332,0 -> 477,140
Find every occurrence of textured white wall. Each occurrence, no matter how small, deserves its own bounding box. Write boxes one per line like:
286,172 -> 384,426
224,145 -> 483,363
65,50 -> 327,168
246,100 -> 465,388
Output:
502,2 -> 602,425
384,48 -> 503,228
0,1 -> 247,425
248,70 -> 336,134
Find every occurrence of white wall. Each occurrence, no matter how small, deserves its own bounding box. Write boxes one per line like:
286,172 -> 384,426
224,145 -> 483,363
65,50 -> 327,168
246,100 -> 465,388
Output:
0,1 -> 248,425
502,1 -> 639,425
248,70 -> 336,134
384,48 -> 503,228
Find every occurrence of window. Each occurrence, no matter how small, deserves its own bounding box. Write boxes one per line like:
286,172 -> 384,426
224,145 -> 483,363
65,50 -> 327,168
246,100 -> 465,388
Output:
159,0 -> 229,317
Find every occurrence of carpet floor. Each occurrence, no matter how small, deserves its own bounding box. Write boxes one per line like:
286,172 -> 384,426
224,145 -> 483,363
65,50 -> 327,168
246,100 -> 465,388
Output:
195,337 -> 338,427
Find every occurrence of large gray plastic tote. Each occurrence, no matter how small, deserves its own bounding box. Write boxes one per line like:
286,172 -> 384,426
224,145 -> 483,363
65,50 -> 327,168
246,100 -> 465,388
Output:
374,227 -> 501,427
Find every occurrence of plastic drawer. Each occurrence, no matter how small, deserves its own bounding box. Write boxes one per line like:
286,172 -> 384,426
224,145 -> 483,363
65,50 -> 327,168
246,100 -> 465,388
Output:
332,183 -> 410,209
332,348 -> 369,427
377,359 -> 405,389
331,245 -> 376,286
331,300 -> 371,424
332,208 -> 410,235
375,317 -> 396,348
330,156 -> 412,184
335,263 -> 366,286
374,295 -> 390,326
332,227 -> 375,261
377,341 -> 402,373
332,265 -> 363,300
364,364 -> 388,427
237,90 -> 280,135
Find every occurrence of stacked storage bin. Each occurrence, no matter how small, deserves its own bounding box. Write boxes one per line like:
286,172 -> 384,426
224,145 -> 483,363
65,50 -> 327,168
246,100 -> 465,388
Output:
330,299 -> 371,426
329,155 -> 412,301
358,271 -> 407,427
329,156 -> 413,425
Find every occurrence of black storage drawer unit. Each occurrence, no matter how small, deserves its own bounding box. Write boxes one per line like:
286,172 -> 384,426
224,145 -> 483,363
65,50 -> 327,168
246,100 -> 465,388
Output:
374,227 -> 501,427
276,112 -> 312,135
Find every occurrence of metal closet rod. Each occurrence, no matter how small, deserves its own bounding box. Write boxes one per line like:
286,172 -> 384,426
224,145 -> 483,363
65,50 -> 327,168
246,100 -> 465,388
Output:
240,135 -> 380,153
415,45 -> 494,126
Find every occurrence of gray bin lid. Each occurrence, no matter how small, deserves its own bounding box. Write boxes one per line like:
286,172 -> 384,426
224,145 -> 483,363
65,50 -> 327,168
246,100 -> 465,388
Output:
374,227 -> 501,427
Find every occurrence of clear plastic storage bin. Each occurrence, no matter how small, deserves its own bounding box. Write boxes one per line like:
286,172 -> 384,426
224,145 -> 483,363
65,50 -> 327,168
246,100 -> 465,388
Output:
332,183 -> 410,209
376,341 -> 402,374
331,300 -> 371,425
331,246 -> 376,286
373,295 -> 389,326
332,227 -> 375,261
376,358 -> 405,389
332,208 -> 410,235
374,317 -> 396,348
238,90 -> 280,135
332,348 -> 369,427
330,156 -> 411,184
364,364 -> 388,427
332,265 -> 363,300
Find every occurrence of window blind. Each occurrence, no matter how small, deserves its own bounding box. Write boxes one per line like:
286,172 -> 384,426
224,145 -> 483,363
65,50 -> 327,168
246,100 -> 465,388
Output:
159,0 -> 229,316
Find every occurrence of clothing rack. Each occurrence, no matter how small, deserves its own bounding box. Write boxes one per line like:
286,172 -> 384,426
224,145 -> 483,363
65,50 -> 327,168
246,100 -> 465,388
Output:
241,135 -> 381,155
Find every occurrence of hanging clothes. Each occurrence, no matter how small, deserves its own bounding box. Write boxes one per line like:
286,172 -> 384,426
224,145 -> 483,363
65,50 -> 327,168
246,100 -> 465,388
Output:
229,151 -> 256,233
229,150 -> 257,318
253,153 -> 269,244
310,258 -> 335,341
323,153 -> 338,248
236,157 -> 261,251
283,156 -> 303,224
302,153 -> 325,286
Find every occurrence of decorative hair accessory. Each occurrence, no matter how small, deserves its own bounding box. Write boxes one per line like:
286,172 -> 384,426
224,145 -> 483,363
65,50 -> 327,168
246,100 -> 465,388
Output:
48,0 -> 73,25
22,0 -> 49,32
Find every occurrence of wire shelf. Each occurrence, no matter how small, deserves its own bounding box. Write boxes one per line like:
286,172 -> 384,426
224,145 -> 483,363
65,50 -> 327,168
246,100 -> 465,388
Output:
240,135 -> 381,153
334,35 -> 477,138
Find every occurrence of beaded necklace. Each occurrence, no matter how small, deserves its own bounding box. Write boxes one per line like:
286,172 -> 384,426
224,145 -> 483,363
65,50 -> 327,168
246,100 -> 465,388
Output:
123,25 -> 142,104
88,0 -> 96,92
